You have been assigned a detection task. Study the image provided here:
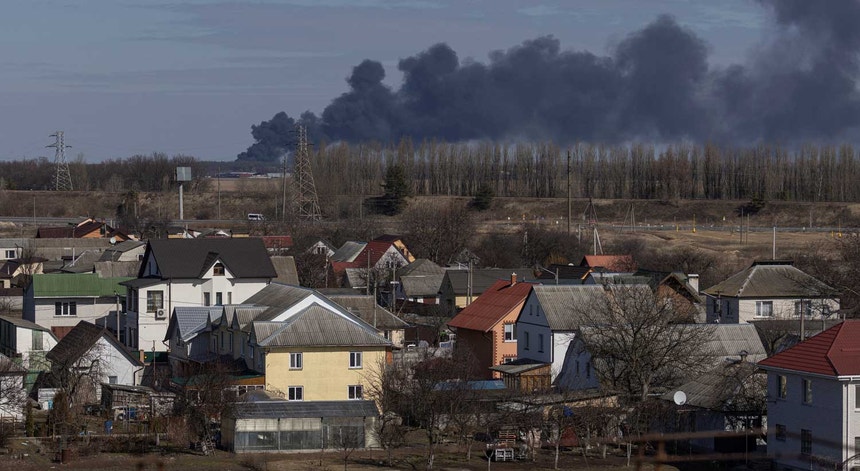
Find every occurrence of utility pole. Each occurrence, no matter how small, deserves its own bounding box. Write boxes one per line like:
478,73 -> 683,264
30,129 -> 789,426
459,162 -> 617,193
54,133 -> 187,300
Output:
567,150 -> 571,235
47,131 -> 73,191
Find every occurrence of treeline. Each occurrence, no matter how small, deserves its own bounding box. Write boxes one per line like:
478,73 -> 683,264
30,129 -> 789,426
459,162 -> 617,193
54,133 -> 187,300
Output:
0,153 -> 208,192
311,140 -> 860,202
3,142 -> 860,203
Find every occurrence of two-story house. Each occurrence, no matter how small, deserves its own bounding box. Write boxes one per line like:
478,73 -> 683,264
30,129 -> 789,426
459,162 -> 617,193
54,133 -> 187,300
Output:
23,273 -> 132,341
703,260 -> 838,323
121,238 -> 276,353
0,315 -> 57,370
447,275 -> 536,378
758,320 -> 860,471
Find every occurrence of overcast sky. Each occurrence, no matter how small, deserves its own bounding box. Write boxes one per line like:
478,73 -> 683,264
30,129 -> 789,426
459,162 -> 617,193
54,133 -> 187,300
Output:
0,0 -> 766,161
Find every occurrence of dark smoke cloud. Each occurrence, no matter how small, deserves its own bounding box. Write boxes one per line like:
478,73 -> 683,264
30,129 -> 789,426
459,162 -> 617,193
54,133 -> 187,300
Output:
239,1 -> 860,161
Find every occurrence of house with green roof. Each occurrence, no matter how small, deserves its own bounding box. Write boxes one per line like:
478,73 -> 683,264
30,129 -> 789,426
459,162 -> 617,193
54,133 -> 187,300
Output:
23,273 -> 132,341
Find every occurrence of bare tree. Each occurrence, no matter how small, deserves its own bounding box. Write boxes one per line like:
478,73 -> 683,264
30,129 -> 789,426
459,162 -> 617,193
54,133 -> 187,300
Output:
401,200 -> 476,265
0,355 -> 27,422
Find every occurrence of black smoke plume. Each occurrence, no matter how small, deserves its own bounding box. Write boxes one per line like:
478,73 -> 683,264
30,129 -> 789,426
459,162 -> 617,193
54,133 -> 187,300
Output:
239,1 -> 860,161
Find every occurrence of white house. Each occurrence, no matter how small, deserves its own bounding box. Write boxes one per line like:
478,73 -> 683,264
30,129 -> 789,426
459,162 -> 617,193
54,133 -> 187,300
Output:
121,238 -> 276,353
23,273 -> 132,340
703,261 -> 839,324
46,321 -> 143,403
758,320 -> 860,471
0,315 -> 58,370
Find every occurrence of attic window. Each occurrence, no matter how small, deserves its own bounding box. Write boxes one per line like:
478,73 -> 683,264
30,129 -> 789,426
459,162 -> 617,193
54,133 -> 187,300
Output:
213,263 -> 225,276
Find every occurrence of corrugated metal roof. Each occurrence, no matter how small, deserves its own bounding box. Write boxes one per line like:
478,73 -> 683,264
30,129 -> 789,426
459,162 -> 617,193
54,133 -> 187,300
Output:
233,306 -> 269,329
271,256 -> 299,285
397,259 -> 445,278
331,241 -> 366,263
759,320 -> 860,376
172,306 -> 223,342
661,361 -> 762,410
229,400 -> 378,419
256,304 -> 391,347
448,280 -> 535,332
703,262 -> 836,298
400,274 -> 445,297
326,294 -> 409,330
145,238 -> 277,279
694,324 -> 767,363
532,284 -> 615,331
31,273 -> 133,298
241,283 -> 316,321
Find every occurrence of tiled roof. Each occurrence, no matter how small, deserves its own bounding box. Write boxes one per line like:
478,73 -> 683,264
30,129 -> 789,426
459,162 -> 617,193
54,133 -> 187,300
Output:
758,321 -> 860,376
703,261 -> 836,298
170,306 -> 223,342
581,255 -> 636,272
448,280 -> 535,332
144,238 -> 277,279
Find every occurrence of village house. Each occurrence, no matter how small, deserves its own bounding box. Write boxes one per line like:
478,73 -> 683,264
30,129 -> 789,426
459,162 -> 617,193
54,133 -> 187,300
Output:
438,268 -> 534,315
0,315 -> 57,371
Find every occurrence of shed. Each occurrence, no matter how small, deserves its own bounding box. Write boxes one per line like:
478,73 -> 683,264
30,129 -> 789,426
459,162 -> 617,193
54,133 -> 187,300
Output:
221,393 -> 379,453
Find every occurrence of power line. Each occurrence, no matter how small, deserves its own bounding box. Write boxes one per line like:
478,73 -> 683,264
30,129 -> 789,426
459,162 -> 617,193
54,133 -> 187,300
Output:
294,124 -> 322,221
47,131 -> 73,191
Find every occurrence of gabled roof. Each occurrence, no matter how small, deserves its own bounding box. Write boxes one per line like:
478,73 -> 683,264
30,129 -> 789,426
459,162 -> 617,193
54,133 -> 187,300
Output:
703,261 -> 836,298
0,315 -> 53,333
30,273 -> 133,298
581,255 -> 636,272
46,321 -> 142,366
241,283 -> 317,321
449,279 -> 536,332
326,294 -> 409,330
142,239 -> 277,279
758,320 -> 860,376
331,241 -> 367,263
270,256 -> 299,285
397,259 -> 445,278
443,268 -> 534,296
168,306 -> 223,342
98,240 -> 145,261
693,324 -> 767,363
529,285 -> 614,331
400,274 -> 445,298
254,304 -> 391,347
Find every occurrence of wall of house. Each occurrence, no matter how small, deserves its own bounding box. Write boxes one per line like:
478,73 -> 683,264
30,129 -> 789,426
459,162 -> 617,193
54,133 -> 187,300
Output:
767,370 -> 846,470
454,329 -> 493,379
25,296 -> 118,331
708,297 -> 840,324
555,337 -> 599,391
265,347 -> 386,401
96,336 -> 139,387
516,295 -> 558,375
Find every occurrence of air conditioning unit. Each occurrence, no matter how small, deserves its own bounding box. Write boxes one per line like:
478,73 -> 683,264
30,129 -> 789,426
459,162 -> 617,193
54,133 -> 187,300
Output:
155,309 -> 166,319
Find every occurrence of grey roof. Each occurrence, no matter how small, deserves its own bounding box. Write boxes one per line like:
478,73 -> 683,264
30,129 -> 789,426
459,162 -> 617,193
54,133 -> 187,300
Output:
143,239 -> 277,279
241,283 -> 317,321
61,250 -> 103,273
444,268 -> 534,296
0,353 -> 25,374
94,261 -> 141,278
326,294 -> 409,330
400,274 -> 445,297
530,285 -> 615,330
397,259 -> 444,278
331,241 -> 367,263
0,315 -> 52,332
255,304 -> 392,347
660,361 -> 763,411
47,321 -> 141,366
170,306 -> 223,342
703,261 -> 836,298
694,324 -> 768,363
233,306 -> 270,329
98,240 -> 145,261
271,256 -> 299,285
229,399 -> 378,420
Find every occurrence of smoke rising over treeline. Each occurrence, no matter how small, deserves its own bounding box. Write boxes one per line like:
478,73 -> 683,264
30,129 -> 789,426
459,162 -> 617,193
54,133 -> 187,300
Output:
239,0 -> 860,162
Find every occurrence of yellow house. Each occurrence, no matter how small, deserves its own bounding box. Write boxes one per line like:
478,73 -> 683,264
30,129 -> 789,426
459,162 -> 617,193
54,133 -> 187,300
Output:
252,305 -> 391,402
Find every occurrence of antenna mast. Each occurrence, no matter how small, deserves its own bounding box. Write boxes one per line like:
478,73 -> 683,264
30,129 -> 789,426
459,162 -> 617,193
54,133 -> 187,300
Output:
294,125 -> 322,221
48,131 -> 73,191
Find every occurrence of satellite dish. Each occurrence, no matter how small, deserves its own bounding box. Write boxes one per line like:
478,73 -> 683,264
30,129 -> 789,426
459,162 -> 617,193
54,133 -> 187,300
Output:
109,236 -> 117,245
673,390 -> 687,406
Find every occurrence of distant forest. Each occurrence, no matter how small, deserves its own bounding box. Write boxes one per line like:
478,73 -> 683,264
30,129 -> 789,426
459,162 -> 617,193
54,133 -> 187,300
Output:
2,141 -> 860,203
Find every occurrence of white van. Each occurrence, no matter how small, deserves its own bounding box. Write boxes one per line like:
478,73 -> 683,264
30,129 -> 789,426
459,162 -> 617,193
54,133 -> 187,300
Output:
247,213 -> 265,221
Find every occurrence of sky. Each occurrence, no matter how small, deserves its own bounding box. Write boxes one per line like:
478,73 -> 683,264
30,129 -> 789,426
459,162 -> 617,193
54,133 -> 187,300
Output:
0,0 -> 770,162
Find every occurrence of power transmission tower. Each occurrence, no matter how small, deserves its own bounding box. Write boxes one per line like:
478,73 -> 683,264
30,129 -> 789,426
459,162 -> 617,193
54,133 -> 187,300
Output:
293,125 -> 321,221
47,131 -> 73,191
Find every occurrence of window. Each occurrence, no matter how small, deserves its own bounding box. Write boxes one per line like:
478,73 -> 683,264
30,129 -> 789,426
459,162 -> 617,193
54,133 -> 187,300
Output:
755,301 -> 773,317
778,375 -> 787,399
220,332 -> 224,351
229,332 -> 234,352
795,300 -> 812,317
803,378 -> 812,404
146,290 -> 164,313
4,249 -> 15,259
801,429 -> 812,455
586,361 -> 591,379
538,333 -> 544,353
348,385 -> 363,400
288,386 -> 303,401
228,292 -> 233,304
203,293 -> 211,306
775,424 -> 786,441
32,330 -> 43,351
108,376 -> 118,384
504,324 -> 516,341
213,262 -> 225,276
54,302 -> 77,316
523,331 -> 530,350
215,292 -> 223,306
349,352 -> 362,369
290,352 -> 303,370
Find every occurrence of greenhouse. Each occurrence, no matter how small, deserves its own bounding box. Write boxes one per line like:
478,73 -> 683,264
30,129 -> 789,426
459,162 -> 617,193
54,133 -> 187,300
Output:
221,394 -> 379,453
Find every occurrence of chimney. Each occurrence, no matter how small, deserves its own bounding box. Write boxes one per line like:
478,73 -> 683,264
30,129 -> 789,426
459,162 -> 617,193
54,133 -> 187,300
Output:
688,274 -> 700,293
510,272 -> 517,286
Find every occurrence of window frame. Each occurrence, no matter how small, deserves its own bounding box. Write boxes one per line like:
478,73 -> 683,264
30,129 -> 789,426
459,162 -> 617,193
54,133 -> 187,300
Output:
755,300 -> 773,318
503,324 -> 516,342
538,333 -> 544,353
349,351 -> 363,369
801,429 -> 812,455
287,386 -> 304,401
146,290 -> 164,313
777,375 -> 787,399
795,300 -> 813,318
523,331 -> 530,350
213,263 -> 225,276
348,385 -> 363,400
775,424 -> 786,442
290,352 -> 303,370
802,378 -> 812,404
54,301 -> 77,316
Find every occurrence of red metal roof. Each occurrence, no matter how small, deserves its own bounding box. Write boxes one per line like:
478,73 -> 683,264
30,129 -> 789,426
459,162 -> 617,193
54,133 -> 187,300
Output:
758,321 -> 860,376
330,240 -> 397,275
447,279 -> 536,332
